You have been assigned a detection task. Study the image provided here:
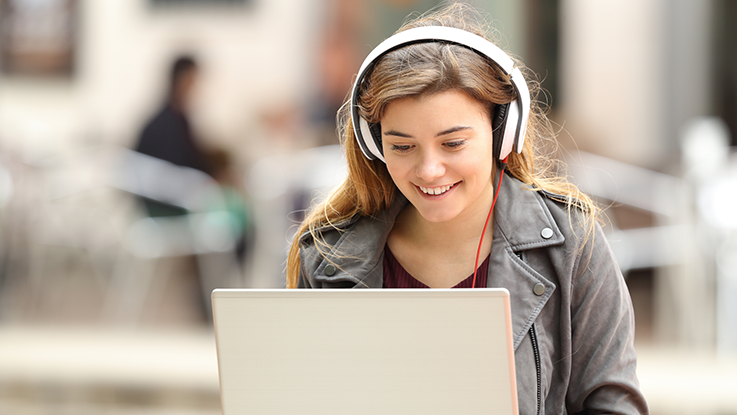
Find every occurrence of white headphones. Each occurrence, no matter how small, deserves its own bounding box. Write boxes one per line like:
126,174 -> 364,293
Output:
350,26 -> 531,163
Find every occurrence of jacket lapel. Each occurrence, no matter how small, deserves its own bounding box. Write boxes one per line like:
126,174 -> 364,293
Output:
488,174 -> 564,349
307,174 -> 565,349
307,196 -> 408,288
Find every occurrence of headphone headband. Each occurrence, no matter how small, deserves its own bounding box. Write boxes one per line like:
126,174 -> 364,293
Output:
350,26 -> 530,162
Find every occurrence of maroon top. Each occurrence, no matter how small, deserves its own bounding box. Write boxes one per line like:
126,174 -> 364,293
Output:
382,245 -> 490,288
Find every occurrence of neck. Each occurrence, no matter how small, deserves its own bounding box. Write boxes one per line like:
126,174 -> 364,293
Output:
395,183 -> 495,256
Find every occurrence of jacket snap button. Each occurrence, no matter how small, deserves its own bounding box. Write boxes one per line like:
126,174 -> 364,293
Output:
541,227 -> 554,239
324,264 -> 336,276
533,283 -> 546,296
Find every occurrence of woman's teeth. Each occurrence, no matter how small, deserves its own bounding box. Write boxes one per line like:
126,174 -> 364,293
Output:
419,184 -> 453,195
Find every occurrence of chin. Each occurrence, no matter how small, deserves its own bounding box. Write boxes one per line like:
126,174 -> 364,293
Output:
415,208 -> 460,224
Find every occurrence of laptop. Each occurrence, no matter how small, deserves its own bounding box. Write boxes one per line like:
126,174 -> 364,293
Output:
212,288 -> 518,415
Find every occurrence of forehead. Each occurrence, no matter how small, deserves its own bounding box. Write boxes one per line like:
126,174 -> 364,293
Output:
381,90 -> 491,127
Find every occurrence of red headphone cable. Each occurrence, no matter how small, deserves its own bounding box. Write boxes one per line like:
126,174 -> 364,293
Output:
472,157 -> 507,288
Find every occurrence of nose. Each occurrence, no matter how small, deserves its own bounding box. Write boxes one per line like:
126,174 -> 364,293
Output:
415,148 -> 446,182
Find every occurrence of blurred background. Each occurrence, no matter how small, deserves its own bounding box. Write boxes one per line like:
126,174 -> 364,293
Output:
0,0 -> 735,413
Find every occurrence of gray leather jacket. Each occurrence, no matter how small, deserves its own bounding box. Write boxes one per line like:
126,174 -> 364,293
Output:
296,174 -> 649,415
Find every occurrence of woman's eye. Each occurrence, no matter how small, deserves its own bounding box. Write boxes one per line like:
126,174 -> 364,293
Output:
391,144 -> 413,153
444,140 -> 466,149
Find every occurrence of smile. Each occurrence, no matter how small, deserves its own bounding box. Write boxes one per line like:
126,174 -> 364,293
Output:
417,182 -> 459,196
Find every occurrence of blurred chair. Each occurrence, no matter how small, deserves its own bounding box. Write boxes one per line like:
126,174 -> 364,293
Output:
566,117 -> 735,350
698,162 -> 737,352
103,148 -> 245,323
6,145 -> 244,324
246,145 -> 347,288
565,150 -> 685,273
0,154 -> 24,315
565,150 -> 703,346
684,117 -> 737,351
1,146 -> 135,320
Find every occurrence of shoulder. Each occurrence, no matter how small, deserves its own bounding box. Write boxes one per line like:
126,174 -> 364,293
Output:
298,195 -> 408,252
138,107 -> 174,143
538,188 -> 590,238
502,176 -> 609,280
513,175 -> 600,252
495,174 -> 593,254
297,213 -> 359,250
296,213 -> 386,289
297,196 -> 408,288
534,185 -> 620,290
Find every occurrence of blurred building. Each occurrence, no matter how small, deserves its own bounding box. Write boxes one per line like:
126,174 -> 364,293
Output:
0,0 -> 735,339
0,0 -> 736,413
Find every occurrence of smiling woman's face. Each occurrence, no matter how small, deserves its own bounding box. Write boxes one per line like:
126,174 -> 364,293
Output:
380,89 -> 496,224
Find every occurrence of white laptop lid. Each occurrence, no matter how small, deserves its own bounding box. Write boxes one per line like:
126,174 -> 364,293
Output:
212,288 -> 518,415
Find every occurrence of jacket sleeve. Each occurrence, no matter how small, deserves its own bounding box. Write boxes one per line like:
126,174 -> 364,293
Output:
566,223 -> 649,414
296,267 -> 312,288
296,238 -> 315,288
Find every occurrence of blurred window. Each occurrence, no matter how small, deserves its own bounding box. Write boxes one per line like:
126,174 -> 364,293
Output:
713,0 -> 737,146
0,0 -> 76,77
524,0 -> 560,109
149,0 -> 251,6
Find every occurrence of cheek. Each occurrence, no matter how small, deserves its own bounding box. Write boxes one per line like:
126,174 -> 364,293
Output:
384,157 -> 409,181
458,155 -> 494,182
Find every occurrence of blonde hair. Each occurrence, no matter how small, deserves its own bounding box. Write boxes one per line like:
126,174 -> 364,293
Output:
286,3 -> 598,288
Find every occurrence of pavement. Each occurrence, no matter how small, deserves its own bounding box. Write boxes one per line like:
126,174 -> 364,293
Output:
0,324 -> 220,415
636,344 -> 737,415
0,325 -> 735,415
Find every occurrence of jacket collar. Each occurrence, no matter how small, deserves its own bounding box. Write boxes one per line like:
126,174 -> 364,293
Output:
301,195 -> 408,288
492,172 -> 565,250
488,173 -> 564,348
308,174 -> 565,348
307,172 -> 565,252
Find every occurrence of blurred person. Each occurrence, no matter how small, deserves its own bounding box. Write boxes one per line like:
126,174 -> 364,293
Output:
286,4 -> 648,414
207,148 -> 252,266
132,55 -> 248,321
135,55 -> 212,217
310,0 -> 365,144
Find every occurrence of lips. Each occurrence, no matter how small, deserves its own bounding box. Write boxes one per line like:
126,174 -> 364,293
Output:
417,182 -> 459,196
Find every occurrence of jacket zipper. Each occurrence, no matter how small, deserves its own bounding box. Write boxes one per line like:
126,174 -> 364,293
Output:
530,323 -> 542,415
516,250 -> 542,414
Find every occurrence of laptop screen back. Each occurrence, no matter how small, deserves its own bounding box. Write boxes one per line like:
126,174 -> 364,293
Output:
212,288 -> 517,415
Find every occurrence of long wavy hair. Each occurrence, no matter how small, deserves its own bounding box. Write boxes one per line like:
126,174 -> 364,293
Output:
286,3 -> 598,288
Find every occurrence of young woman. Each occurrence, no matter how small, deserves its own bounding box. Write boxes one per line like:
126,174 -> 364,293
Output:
287,4 -> 648,414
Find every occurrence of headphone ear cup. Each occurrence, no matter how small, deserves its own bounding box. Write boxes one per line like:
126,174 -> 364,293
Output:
369,122 -> 383,156
500,101 -> 520,160
357,116 -> 386,161
491,103 -> 509,160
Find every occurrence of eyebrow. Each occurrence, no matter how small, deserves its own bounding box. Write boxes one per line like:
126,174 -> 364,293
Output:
383,125 -> 473,138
